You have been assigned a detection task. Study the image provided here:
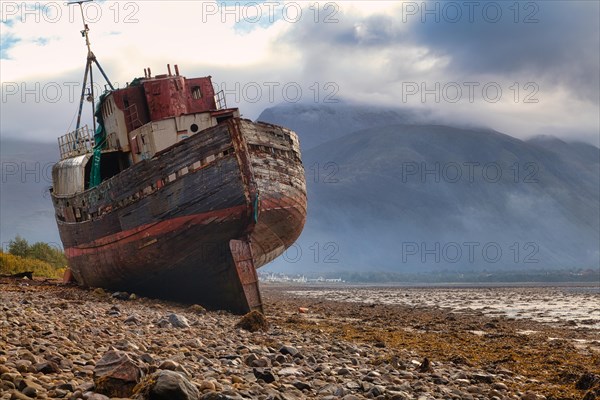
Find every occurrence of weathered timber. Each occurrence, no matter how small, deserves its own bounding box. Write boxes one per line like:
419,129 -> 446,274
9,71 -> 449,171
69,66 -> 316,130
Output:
52,118 -> 306,313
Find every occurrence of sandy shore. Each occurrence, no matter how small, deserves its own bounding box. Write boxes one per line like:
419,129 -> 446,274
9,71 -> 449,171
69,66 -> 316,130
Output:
1,278 -> 599,400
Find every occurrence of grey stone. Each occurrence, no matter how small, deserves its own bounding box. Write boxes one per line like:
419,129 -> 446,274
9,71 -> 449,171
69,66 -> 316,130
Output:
21,386 -> 37,398
293,381 -> 311,391
278,367 -> 303,376
111,292 -> 130,300
470,373 -> 494,384
200,393 -> 231,400
167,314 -> 190,328
124,315 -> 140,325
252,368 -> 276,383
279,346 -> 299,357
35,360 -> 61,374
135,370 -> 199,400
85,394 -> 110,400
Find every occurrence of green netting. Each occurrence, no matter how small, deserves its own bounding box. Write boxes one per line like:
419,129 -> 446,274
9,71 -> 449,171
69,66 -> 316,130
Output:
88,80 -> 143,188
129,77 -> 144,86
89,146 -> 102,187
253,192 -> 260,223
89,92 -> 108,188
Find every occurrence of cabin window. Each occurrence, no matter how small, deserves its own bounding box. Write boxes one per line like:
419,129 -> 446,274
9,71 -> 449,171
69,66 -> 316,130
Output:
190,123 -> 199,133
103,99 -> 115,117
191,86 -> 202,100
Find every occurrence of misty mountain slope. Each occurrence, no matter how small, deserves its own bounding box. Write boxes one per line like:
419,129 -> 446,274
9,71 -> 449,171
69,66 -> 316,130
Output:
1,111 -> 598,275
0,140 -> 60,246
257,102 -> 434,151
526,135 -> 599,193
522,136 -> 600,232
268,124 -> 599,273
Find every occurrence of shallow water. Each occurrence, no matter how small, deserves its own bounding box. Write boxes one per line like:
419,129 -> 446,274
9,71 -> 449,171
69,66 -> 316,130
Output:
286,286 -> 600,330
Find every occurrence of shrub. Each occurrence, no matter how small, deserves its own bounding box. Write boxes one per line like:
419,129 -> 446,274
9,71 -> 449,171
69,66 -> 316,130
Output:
8,235 -> 30,258
0,251 -> 65,279
29,242 -> 67,269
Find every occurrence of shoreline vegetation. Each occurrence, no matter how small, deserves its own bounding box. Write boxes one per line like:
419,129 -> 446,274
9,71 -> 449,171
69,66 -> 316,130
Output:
0,237 -> 66,279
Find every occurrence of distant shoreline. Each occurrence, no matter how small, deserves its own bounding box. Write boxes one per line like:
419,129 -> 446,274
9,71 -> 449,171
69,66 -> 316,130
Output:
262,281 -> 600,289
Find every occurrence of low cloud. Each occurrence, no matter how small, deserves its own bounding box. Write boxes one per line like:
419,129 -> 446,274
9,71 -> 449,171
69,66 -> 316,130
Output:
1,1 -> 598,145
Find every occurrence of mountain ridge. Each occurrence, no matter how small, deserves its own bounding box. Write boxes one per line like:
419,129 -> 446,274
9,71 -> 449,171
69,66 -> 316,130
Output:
1,104 -> 597,274
259,104 -> 599,273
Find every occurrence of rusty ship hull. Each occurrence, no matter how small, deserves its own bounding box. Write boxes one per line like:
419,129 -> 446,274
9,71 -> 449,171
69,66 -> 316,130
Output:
52,118 -> 306,313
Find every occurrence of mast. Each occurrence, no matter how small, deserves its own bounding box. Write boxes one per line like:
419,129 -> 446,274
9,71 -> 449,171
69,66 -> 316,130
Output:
69,0 -> 115,132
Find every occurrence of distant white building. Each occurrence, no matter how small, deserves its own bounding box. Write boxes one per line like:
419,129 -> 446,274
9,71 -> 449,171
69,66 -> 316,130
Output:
259,272 -> 343,284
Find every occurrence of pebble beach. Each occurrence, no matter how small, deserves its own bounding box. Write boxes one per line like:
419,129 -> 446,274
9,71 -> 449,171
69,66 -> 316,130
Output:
1,278 -> 599,400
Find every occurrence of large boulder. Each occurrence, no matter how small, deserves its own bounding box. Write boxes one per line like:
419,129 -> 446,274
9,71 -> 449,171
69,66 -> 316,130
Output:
134,370 -> 200,400
93,350 -> 142,397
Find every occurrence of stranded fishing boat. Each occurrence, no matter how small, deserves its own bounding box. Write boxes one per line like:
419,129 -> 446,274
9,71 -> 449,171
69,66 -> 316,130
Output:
50,1 -> 306,313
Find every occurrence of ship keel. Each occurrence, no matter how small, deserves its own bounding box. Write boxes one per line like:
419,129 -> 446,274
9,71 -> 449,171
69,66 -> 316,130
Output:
229,239 -> 263,313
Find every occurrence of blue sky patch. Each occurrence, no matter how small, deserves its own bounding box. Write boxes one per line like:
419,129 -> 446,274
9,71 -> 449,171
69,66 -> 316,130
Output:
0,34 -> 20,60
33,37 -> 49,46
213,1 -> 283,34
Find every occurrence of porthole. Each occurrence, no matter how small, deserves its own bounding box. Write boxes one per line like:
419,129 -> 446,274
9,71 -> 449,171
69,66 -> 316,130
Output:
190,123 -> 199,133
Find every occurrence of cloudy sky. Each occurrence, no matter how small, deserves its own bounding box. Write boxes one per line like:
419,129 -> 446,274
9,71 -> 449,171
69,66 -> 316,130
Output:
1,1 -> 599,145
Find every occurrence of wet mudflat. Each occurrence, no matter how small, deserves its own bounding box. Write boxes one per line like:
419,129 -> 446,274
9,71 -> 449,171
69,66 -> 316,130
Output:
1,278 -> 599,400
266,285 -> 600,399
283,286 -> 600,328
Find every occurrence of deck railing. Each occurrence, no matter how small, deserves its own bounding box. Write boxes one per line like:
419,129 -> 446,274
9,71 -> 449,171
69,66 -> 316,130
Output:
214,90 -> 227,110
58,126 -> 94,160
